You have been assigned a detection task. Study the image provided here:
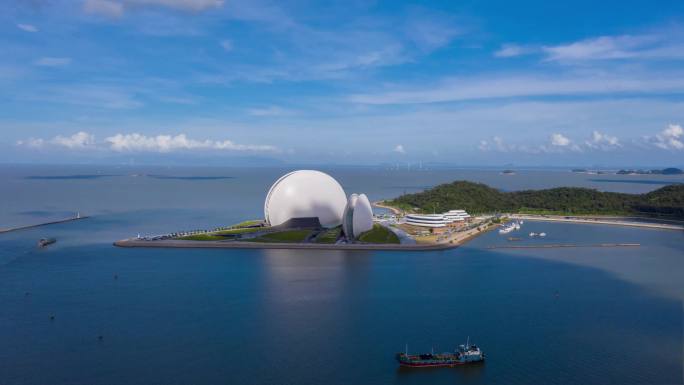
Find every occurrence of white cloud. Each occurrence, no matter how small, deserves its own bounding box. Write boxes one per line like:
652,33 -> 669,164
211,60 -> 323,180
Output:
15,138 -> 45,148
220,39 -> 233,51
542,34 -> 684,62
34,57 -> 72,67
83,0 -> 223,17
17,132 -> 277,153
52,132 -> 96,149
193,5 -> 467,84
494,44 -> 534,58
478,136 -> 535,153
349,70 -> 684,105
652,124 -> 684,150
105,133 -> 277,152
550,133 -> 571,147
393,144 -> 406,154
247,106 -> 293,117
17,24 -> 38,32
480,133 -> 591,153
16,132 -> 95,149
404,10 -> 462,52
585,131 -> 620,149
126,0 -> 224,11
83,0 -> 124,18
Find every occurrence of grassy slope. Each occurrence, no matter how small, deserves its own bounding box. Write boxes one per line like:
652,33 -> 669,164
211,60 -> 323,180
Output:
358,224 -> 400,244
214,227 -> 262,235
177,220 -> 265,240
244,230 -> 312,243
315,227 -> 341,243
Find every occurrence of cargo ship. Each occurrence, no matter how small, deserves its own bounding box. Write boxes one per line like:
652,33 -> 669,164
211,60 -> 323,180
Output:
396,339 -> 484,367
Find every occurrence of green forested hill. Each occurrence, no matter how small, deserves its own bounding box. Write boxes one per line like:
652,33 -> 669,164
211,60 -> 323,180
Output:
386,181 -> 684,219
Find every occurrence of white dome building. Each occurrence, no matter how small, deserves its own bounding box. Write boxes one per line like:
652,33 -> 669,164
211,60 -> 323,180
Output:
342,193 -> 374,239
264,170 -> 348,228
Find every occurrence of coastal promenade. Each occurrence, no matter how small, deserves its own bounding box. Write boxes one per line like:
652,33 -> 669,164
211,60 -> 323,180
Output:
0,215 -> 88,234
509,214 -> 683,231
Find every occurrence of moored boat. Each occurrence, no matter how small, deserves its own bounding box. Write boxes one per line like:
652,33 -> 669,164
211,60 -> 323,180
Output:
38,238 -> 56,247
396,340 -> 484,367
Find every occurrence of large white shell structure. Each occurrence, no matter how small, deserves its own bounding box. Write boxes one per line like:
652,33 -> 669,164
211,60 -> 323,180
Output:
342,193 -> 374,239
264,170 -> 348,228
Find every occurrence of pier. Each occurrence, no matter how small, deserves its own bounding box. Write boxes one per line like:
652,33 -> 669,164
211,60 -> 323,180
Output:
0,214 -> 89,234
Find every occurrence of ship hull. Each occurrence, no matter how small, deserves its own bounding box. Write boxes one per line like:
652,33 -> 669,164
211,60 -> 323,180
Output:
396,354 -> 484,368
398,361 -> 469,367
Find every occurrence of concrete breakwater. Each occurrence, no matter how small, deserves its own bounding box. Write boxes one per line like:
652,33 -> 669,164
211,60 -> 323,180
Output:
0,215 -> 89,234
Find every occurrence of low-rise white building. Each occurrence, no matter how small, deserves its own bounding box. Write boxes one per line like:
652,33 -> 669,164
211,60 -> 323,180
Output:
405,214 -> 448,228
444,209 -> 471,223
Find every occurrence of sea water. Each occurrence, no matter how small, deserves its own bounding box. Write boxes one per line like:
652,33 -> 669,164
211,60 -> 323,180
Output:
0,165 -> 682,385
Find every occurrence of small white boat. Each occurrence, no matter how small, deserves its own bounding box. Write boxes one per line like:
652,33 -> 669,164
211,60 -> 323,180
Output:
539,232 -> 547,237
529,232 -> 537,237
499,223 -> 516,234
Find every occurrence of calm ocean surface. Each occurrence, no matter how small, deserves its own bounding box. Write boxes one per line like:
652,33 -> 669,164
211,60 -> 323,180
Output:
1,165 -> 682,385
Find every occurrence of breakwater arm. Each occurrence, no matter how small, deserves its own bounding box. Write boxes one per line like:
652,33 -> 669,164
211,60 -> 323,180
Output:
0,215 -> 89,234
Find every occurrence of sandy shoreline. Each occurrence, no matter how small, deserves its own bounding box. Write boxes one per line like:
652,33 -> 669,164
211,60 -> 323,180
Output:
372,201 -> 401,215
509,214 -> 683,231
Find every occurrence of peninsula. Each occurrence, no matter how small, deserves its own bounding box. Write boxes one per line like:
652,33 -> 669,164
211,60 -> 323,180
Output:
114,170 -> 499,251
114,174 -> 683,251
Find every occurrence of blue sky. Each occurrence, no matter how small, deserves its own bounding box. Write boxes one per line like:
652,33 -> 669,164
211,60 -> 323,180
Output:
1,0 -> 684,167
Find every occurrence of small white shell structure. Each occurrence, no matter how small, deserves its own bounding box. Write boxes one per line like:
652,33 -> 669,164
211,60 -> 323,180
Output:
342,193 -> 373,239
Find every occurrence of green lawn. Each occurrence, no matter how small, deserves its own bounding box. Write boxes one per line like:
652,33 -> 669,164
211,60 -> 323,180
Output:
315,227 -> 341,243
244,230 -> 312,243
231,220 -> 264,228
214,227 -> 263,235
358,224 -> 400,244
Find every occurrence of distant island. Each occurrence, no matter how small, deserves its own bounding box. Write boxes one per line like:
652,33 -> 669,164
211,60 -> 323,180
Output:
616,167 -> 683,175
571,167 -> 683,175
384,181 -> 684,219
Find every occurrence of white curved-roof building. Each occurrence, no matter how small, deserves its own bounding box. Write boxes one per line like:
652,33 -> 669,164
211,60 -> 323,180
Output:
264,170 -> 348,228
342,193 -> 373,239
